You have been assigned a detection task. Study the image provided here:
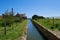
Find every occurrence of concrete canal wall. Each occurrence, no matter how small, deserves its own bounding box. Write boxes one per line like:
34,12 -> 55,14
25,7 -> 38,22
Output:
32,20 -> 60,40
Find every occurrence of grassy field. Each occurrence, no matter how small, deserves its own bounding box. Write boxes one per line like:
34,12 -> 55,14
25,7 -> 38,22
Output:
34,18 -> 60,31
0,20 -> 28,40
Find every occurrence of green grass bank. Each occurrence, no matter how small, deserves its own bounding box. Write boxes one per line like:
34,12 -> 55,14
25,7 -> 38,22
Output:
0,20 -> 28,40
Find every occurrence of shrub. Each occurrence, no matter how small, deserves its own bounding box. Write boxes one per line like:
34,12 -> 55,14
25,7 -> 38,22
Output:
0,21 -> 11,27
58,28 -> 60,31
54,23 -> 59,28
50,26 -> 54,29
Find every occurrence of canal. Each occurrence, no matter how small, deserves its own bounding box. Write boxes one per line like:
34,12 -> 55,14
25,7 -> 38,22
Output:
27,20 -> 46,40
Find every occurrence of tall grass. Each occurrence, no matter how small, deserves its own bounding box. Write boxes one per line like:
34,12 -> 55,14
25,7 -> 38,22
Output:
34,18 -> 60,31
0,20 -> 27,40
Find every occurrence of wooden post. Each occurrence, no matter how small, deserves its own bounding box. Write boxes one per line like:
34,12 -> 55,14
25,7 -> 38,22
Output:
11,24 -> 13,29
4,22 -> 6,35
53,17 -> 54,26
16,22 -> 17,27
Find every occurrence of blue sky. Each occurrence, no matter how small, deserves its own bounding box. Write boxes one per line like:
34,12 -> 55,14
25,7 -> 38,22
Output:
0,0 -> 60,18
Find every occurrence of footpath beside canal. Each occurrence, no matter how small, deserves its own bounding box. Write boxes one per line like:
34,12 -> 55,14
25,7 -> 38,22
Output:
17,21 -> 28,40
32,20 -> 60,40
20,25 -> 28,40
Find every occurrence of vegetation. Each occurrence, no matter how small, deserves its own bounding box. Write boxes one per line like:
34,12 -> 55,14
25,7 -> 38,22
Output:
0,8 -> 27,40
32,15 -> 60,31
32,15 -> 45,20
0,20 -> 27,40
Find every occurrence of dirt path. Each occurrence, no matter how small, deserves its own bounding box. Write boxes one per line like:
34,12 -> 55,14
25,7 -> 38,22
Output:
52,30 -> 60,38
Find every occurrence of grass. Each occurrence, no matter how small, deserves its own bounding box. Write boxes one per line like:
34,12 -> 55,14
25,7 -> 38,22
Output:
34,18 -> 60,31
0,20 -> 28,40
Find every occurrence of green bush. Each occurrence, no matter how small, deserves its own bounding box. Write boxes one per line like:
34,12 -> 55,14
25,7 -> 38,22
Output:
58,28 -> 60,31
0,21 -> 11,27
54,23 -> 59,28
50,26 -> 54,29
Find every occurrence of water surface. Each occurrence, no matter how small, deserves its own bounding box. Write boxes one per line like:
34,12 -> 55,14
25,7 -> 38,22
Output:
27,20 -> 45,40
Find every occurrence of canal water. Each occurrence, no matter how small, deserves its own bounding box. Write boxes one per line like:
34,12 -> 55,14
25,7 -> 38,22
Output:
27,20 -> 45,40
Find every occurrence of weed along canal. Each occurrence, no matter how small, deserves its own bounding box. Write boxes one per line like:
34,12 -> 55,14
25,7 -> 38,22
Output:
27,20 -> 46,40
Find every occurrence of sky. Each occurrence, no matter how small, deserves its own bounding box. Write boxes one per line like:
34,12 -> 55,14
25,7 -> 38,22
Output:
0,0 -> 60,18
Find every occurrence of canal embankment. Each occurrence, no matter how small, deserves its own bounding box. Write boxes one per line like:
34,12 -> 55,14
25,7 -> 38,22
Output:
32,20 -> 60,40
20,25 -> 28,40
20,22 -> 28,40
16,20 -> 28,40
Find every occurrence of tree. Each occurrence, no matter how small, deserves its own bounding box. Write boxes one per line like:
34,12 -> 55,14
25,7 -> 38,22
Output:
32,15 -> 38,20
32,15 -> 45,20
2,8 -> 14,35
2,10 -> 9,35
38,16 -> 45,19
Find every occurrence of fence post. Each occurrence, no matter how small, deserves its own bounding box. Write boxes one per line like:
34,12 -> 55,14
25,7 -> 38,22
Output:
53,17 -> 54,26
4,22 -> 6,35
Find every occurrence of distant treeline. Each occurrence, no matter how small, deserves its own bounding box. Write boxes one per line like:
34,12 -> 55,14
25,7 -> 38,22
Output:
32,15 -> 45,20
